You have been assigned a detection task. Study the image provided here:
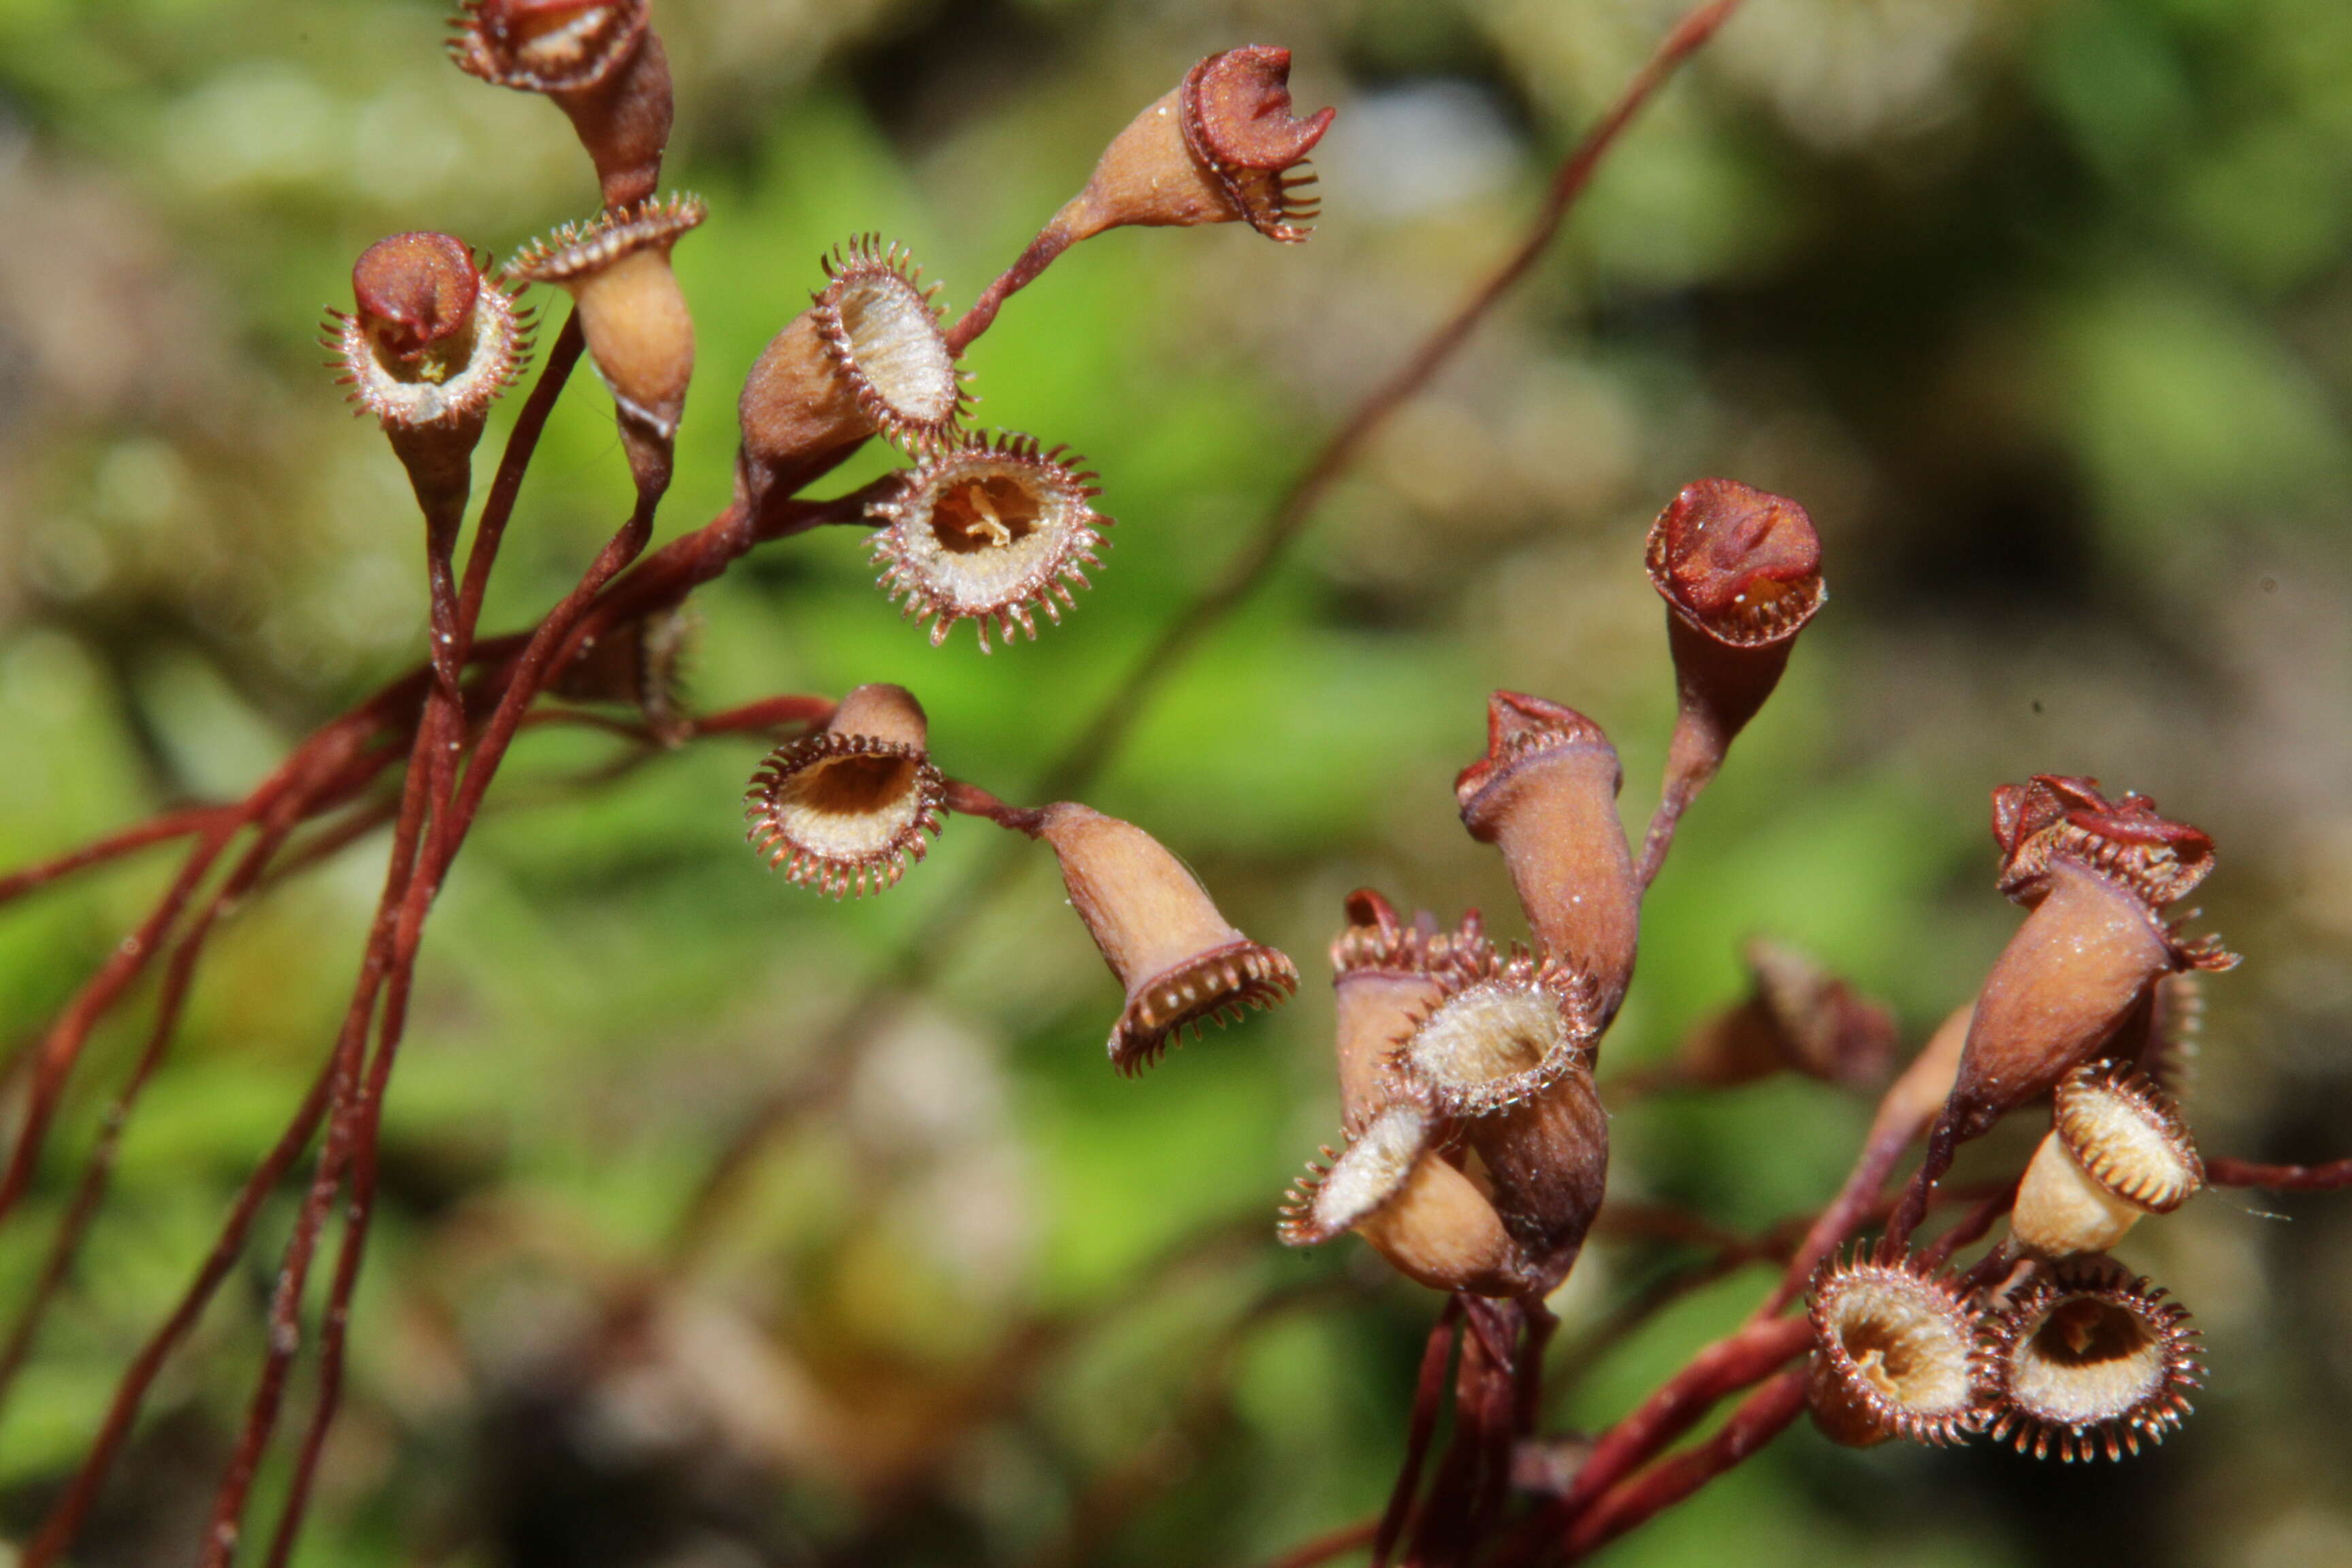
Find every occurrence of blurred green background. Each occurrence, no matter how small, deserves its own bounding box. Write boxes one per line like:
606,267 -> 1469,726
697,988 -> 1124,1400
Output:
1,0 -> 2350,1563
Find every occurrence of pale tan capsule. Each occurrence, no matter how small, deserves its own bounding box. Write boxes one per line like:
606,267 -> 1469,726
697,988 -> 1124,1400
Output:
743,684 -> 944,900
1391,947 -> 1598,1119
1805,1254 -> 1990,1448
1032,803 -> 1296,1074
1986,1258 -> 2202,1462
868,433 -> 1109,653
1277,1098 -> 1537,1298
504,194 -> 704,494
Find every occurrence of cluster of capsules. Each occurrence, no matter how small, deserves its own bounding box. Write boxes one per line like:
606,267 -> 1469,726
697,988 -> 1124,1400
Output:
325,2 -> 1341,1071
329,2 -> 2236,1474
1808,774 -> 2232,1463
334,0 -> 1333,647
1258,473 -> 2236,1471
1275,479 -> 1829,1299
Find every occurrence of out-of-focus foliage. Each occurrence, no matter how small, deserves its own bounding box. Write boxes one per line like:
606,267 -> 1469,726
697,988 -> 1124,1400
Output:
1,0 -> 2349,1563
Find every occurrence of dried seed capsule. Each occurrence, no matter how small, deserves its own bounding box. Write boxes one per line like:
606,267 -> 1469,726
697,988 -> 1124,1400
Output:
1391,947 -> 1599,1119
868,433 -> 1110,652
743,683 -> 944,898
1985,1258 -> 2202,1461
1032,803 -> 1298,1074
947,47 -> 1335,353
1454,693 -> 1639,1025
1461,1060 -> 1608,1295
328,232 -> 527,519
1638,479 -> 1825,882
2012,1064 -> 2203,1257
1278,1097 -> 1538,1298
449,0 -> 673,208
738,238 -> 966,519
1329,891 -> 1488,1134
1063,46 -> 1331,244
504,195 -> 704,497
1805,1253 -> 1990,1448
1947,779 -> 2234,1141
1670,936 -> 1897,1090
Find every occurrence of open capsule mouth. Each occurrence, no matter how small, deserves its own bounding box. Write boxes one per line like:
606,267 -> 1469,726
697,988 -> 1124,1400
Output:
1810,1260 -> 1987,1443
815,240 -> 964,446
1989,1262 -> 2202,1461
330,283 -> 527,429
744,734 -> 944,899
451,0 -> 647,93
1278,1098 -> 1433,1245
1111,939 -> 1299,1075
1178,47 -> 1334,242
2054,1062 -> 2202,1213
868,434 -> 1109,652
1394,951 -> 1595,1116
502,194 -> 707,288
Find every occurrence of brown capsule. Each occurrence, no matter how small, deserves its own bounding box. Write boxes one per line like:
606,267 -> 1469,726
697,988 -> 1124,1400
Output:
1805,1253 -> 1990,1448
1947,777 -> 2234,1140
449,0 -> 673,208
504,195 -> 704,497
1058,46 -> 1330,246
868,433 -> 1110,652
743,683 -> 944,899
1454,693 -> 1639,1025
327,232 -> 527,520
1671,937 -> 1897,1090
1459,1059 -> 1608,1295
1638,480 -> 1825,882
1329,892 -> 1489,1134
737,238 -> 966,520
1985,1258 -> 2202,1461
1032,803 -> 1297,1074
1390,946 -> 1599,1119
945,48 -> 1335,353
1277,1097 -> 1539,1298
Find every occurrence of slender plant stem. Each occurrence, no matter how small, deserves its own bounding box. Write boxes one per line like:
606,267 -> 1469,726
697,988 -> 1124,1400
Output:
1561,1370 -> 1808,1559
0,811 -> 297,1410
1374,1295 -> 1464,1567
2208,1155 -> 2352,1190
0,804 -> 240,909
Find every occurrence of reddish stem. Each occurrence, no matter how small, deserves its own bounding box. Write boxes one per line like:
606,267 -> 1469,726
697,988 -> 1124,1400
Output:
1561,1370 -> 1808,1559
0,830 -> 236,1227
2207,1155 -> 2352,1190
1374,1296 -> 1463,1568
1537,1313 -> 1812,1529
0,812 -> 298,1409
0,804 -> 240,908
